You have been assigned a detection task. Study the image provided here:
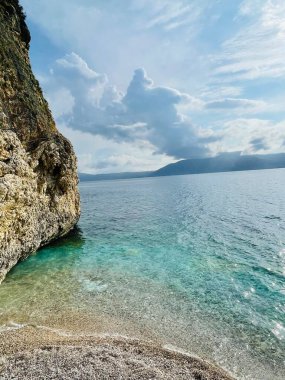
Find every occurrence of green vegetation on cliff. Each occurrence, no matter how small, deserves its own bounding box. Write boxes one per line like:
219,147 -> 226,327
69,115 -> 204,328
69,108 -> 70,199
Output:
0,0 -> 56,147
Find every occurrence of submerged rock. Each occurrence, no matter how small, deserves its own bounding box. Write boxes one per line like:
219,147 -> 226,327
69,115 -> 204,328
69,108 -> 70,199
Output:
0,1 -> 80,282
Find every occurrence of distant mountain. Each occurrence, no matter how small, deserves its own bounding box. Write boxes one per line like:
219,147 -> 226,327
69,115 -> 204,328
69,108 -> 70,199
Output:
79,153 -> 285,181
153,153 -> 285,177
79,171 -> 152,182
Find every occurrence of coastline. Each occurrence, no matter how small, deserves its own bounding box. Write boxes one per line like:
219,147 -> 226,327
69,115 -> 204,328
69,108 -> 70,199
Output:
0,326 -> 234,379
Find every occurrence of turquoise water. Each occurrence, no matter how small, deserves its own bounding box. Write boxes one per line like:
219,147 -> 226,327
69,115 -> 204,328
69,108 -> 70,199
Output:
1,169 -> 285,379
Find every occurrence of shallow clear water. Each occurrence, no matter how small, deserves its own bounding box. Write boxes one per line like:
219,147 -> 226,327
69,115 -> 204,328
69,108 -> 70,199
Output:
1,169 -> 285,379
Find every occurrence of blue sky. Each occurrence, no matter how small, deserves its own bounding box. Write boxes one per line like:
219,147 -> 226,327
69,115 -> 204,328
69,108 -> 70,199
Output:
21,0 -> 285,173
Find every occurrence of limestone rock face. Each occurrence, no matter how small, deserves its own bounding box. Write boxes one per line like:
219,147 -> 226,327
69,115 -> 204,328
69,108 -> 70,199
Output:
0,1 -> 80,283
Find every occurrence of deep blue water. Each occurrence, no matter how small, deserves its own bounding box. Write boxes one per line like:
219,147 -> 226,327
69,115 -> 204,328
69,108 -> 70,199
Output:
1,169 -> 285,379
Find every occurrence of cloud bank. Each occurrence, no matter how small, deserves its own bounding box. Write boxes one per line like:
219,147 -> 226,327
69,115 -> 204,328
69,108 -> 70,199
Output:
43,52 -> 285,172
22,0 -> 285,173
47,53 -> 219,160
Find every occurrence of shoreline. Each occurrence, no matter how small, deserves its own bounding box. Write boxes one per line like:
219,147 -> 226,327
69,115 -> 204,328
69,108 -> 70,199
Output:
0,326 -> 234,380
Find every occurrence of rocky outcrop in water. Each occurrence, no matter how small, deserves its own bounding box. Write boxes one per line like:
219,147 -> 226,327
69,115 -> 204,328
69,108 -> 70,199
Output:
0,0 -> 80,283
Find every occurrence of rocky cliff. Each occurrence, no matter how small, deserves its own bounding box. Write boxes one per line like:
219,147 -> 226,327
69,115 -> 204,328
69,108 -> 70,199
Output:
0,0 -> 80,283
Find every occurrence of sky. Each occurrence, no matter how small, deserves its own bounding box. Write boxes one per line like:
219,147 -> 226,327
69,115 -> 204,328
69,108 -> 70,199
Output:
21,0 -> 285,174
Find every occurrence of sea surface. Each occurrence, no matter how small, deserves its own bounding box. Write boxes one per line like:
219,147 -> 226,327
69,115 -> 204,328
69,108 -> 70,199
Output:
1,169 -> 285,379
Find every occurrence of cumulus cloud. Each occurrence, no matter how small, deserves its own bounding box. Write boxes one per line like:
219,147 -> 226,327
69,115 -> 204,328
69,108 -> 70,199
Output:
40,51 -> 285,172
121,68 -> 218,158
45,53 -> 219,159
58,124 -> 173,174
21,0 -> 285,173
56,53 -> 106,80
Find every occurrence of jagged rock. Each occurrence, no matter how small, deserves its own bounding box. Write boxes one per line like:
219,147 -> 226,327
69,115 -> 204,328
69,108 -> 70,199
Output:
0,1 -> 80,283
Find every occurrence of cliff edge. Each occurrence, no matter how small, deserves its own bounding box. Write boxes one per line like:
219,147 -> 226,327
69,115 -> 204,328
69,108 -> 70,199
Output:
0,0 -> 80,283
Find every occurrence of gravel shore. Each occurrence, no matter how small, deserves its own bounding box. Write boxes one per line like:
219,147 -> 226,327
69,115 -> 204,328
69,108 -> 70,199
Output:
0,327 -> 234,380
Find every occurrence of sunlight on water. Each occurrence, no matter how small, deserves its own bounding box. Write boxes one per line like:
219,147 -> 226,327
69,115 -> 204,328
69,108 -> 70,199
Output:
0,169 -> 285,379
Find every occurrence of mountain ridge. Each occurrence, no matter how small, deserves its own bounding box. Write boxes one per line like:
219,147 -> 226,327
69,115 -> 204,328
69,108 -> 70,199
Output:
79,153 -> 285,181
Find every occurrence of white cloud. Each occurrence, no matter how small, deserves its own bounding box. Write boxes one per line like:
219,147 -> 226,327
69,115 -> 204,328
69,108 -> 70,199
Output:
200,86 -> 243,99
238,0 -> 263,16
22,0 -> 215,91
212,0 -> 285,81
205,98 -> 267,113
45,54 -> 219,160
56,53 -> 106,81
59,124 -> 173,174
21,0 -> 285,172
127,0 -> 212,32
41,52 -> 282,172
210,118 -> 285,155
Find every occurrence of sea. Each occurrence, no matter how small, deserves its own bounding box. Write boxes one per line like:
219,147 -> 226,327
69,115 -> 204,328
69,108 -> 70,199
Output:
0,169 -> 285,379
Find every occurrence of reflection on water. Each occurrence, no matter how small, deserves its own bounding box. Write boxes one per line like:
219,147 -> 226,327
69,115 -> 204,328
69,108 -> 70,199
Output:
1,169 -> 285,380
